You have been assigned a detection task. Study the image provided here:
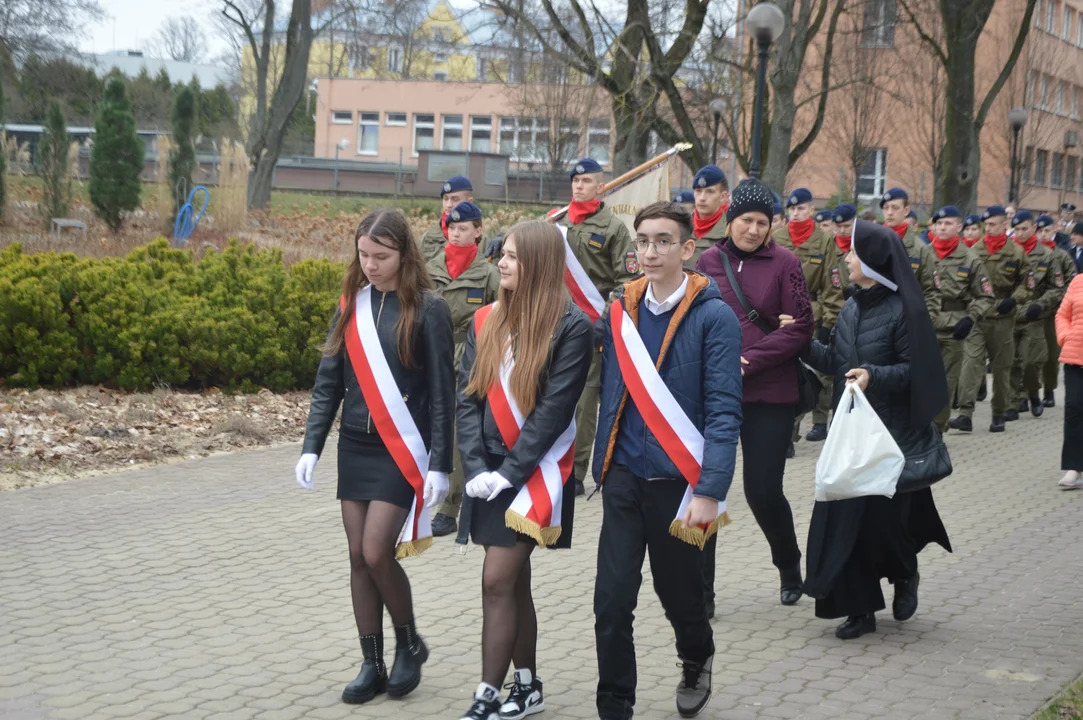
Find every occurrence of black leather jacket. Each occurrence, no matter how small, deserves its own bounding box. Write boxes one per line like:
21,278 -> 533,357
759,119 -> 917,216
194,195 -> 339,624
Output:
456,300 -> 594,488
302,289 -> 455,473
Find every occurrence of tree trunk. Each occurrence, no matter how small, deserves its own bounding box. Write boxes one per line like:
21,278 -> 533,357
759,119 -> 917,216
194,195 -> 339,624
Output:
611,101 -> 651,173
246,0 -> 314,210
936,35 -> 980,210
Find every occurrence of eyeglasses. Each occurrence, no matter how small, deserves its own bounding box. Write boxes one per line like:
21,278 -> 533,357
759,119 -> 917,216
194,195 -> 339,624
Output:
634,238 -> 677,255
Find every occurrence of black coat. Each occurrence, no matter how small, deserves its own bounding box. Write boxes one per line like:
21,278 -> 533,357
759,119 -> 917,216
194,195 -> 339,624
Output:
456,300 -> 593,489
302,289 -> 456,473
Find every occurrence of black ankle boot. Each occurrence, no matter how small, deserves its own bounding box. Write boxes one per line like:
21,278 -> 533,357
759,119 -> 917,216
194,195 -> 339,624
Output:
342,633 -> 387,704
387,620 -> 429,698
893,573 -> 920,621
779,564 -> 803,606
835,613 -> 876,639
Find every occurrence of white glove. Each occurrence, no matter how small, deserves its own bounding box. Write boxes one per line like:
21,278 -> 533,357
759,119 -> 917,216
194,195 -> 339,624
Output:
424,471 -> 449,509
485,473 -> 513,502
295,453 -> 318,491
465,472 -> 492,499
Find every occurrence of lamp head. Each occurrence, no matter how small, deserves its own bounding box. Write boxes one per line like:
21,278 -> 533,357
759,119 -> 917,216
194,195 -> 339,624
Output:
747,2 -> 785,45
1008,107 -> 1027,131
708,98 -> 725,117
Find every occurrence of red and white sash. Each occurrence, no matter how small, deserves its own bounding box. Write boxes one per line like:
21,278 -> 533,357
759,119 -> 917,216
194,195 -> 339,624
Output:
609,300 -> 729,549
341,286 -> 432,558
557,224 -> 606,323
475,304 -> 576,546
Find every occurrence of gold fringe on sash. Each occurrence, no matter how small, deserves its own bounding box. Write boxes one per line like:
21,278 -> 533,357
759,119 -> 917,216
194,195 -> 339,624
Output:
505,510 -> 563,548
668,511 -> 731,550
395,536 -> 433,560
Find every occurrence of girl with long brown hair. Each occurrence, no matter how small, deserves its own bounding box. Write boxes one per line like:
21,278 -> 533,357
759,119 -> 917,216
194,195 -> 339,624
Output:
295,208 -> 455,706
455,220 -> 594,720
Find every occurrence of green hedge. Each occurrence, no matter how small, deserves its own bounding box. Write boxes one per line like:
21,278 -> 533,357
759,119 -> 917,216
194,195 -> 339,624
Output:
0,239 -> 344,391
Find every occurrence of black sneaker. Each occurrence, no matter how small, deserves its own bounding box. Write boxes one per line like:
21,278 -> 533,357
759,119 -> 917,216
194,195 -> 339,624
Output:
460,684 -> 502,720
499,670 -> 544,719
805,423 -> 827,442
675,655 -> 713,718
431,513 -> 457,537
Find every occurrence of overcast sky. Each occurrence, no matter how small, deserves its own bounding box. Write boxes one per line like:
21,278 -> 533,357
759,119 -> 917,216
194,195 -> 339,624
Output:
80,0 -> 226,58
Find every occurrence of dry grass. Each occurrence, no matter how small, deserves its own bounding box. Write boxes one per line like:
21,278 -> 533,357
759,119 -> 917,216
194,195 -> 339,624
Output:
213,138 -> 249,233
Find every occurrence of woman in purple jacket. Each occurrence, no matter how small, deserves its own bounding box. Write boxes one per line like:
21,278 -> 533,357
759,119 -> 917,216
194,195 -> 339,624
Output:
697,179 -> 815,609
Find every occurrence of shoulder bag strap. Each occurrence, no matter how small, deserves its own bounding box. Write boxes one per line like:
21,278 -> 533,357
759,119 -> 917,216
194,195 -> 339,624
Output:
718,249 -> 775,336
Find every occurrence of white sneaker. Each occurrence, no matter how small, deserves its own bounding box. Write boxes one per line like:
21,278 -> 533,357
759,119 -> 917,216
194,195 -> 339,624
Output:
1058,471 -> 1082,490
499,669 -> 544,719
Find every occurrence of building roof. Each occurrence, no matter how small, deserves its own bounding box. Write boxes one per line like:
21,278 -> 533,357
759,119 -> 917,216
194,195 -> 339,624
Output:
84,52 -> 231,88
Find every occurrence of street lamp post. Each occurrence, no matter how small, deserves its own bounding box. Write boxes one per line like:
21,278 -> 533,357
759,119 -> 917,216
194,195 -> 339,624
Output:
1061,130 -> 1078,211
334,138 -> 349,193
1008,107 -> 1027,205
709,98 -> 725,165
745,2 -> 785,181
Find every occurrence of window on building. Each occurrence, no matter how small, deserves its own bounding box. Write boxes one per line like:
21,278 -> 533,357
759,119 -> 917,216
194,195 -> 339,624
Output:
413,113 -> 435,155
558,120 -> 581,163
498,117 -> 549,162
1078,14 -> 1083,45
860,0 -> 897,47
470,116 -> 492,152
386,112 -> 407,126
433,28 -> 447,43
434,71 -> 448,81
434,50 -> 449,64
587,119 -> 611,165
1063,7 -> 1073,40
1046,0 -> 1056,32
1036,0 -> 1043,27
357,112 -> 379,155
1023,146 -> 1034,184
332,110 -> 352,124
442,114 -> 463,151
1027,71 -> 1037,107
349,44 -> 371,71
388,45 -> 403,73
1067,156 -> 1079,192
1073,86 -> 1081,119
856,148 -> 889,199
1040,74 -> 1051,108
1052,152 -> 1065,188
1057,81 -> 1067,114
478,57 -> 488,82
1035,149 -> 1049,185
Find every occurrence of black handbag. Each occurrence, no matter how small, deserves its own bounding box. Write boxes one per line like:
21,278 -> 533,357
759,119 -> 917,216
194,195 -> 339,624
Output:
895,423 -> 953,493
717,250 -> 822,415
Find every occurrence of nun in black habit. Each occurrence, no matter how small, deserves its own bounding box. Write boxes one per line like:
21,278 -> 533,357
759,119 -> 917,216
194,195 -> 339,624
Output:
803,220 -> 952,640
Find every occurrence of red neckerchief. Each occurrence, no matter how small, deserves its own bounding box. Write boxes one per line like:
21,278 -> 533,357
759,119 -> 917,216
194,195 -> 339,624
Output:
1016,234 -> 1037,255
932,234 -> 960,260
1041,239 -> 1056,250
444,242 -> 478,279
440,212 -> 449,240
963,235 -> 980,247
887,222 -> 908,240
788,217 -> 816,247
984,233 -> 1008,256
835,235 -> 852,253
693,205 -> 725,238
567,199 -> 601,225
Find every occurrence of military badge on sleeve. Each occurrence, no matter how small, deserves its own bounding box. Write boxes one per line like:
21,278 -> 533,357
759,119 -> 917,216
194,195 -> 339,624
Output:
625,251 -> 640,274
1026,272 -> 1035,290
933,270 -> 942,290
831,267 -> 841,288
980,277 -> 993,296
1055,270 -> 1064,288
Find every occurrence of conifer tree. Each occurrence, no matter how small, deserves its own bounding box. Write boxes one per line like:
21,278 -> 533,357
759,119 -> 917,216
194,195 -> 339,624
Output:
89,78 -> 144,232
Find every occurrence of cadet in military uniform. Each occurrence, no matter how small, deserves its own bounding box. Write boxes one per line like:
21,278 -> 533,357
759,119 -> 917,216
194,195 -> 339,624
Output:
773,188 -> 843,445
559,157 -> 638,495
687,164 -> 730,267
962,214 -> 983,247
951,206 -> 1034,433
772,202 -> 786,234
673,190 -> 696,215
1007,212 -> 1070,420
426,201 -> 500,536
926,206 -> 995,433
1038,214 -> 1079,407
815,208 -> 835,237
880,187 -> 941,319
418,175 -> 476,262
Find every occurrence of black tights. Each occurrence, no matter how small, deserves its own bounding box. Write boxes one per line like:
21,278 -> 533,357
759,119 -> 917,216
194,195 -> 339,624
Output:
481,542 -> 536,687
341,499 -> 415,636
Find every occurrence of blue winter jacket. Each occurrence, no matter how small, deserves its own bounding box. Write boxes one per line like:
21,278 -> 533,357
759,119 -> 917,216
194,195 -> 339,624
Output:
592,271 -> 743,502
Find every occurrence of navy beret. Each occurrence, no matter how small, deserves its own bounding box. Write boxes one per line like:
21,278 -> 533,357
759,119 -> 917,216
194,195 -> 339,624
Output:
1036,214 -> 1055,229
786,188 -> 813,207
815,208 -> 834,223
833,204 -> 857,223
879,187 -> 909,207
982,205 -> 1007,220
441,175 -> 473,196
963,214 -> 982,228
673,191 -> 694,204
447,201 -> 482,224
569,157 -> 604,178
932,205 -> 961,221
772,202 -> 784,217
906,209 -> 918,221
693,164 -> 727,189
1010,209 -> 1034,227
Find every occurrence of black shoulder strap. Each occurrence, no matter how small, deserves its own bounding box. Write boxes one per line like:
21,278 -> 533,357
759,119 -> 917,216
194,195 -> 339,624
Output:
718,250 -> 774,336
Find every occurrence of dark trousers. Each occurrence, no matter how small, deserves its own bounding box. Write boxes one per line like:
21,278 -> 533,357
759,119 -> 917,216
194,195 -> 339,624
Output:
594,465 -> 714,720
1065,365 -> 1083,472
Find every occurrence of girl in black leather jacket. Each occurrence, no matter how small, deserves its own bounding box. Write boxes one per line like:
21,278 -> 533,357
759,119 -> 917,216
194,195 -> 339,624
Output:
454,221 -> 593,720
295,209 -> 455,705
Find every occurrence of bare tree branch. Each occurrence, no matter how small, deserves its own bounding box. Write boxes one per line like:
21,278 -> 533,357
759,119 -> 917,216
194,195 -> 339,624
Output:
974,0 -> 1038,129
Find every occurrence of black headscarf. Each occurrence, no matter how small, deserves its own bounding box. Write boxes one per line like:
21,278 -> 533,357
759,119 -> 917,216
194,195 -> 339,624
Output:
852,219 -> 948,428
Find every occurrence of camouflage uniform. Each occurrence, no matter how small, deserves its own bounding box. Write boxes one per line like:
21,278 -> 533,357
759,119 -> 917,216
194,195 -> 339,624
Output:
1011,243 -> 1070,407
688,215 -> 727,268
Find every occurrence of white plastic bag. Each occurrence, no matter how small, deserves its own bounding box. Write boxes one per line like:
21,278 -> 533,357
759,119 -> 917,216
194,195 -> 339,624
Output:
814,383 -> 904,502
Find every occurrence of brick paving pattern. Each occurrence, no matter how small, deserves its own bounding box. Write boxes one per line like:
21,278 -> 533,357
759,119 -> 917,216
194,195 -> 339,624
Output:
1,397 -> 1081,719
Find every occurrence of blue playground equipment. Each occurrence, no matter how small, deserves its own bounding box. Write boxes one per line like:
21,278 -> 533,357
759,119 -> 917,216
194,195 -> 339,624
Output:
172,185 -> 210,247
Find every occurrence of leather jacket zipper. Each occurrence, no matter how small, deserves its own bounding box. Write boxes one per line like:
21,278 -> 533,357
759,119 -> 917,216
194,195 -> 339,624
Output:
367,290 -> 387,434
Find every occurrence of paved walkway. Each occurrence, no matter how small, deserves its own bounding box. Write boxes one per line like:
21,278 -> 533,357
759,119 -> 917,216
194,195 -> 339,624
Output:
1,397 -> 1081,720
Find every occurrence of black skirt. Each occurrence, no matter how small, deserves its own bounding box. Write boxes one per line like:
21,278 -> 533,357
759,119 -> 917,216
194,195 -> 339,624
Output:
337,425 -> 415,509
468,452 -> 576,549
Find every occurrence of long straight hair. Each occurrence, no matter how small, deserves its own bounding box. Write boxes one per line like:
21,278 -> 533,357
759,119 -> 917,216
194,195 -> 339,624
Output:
322,209 -> 433,367
465,220 -> 566,415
